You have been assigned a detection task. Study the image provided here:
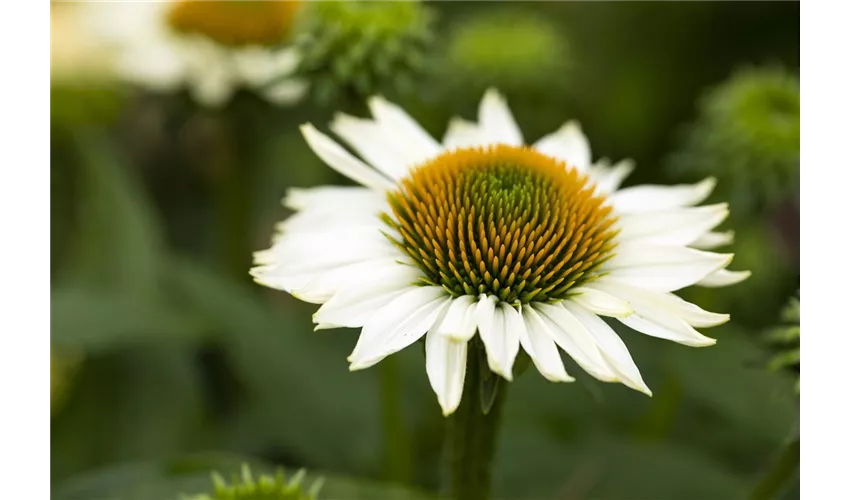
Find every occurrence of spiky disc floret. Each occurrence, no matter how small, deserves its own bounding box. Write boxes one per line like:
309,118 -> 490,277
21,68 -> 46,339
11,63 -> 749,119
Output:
167,1 -> 302,47
181,464 -> 322,500
385,145 -> 618,305
294,0 -> 435,104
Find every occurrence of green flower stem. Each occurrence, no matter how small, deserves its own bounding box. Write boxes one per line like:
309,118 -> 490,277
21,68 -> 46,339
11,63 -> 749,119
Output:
209,103 -> 256,283
749,437 -> 800,500
378,355 -> 412,484
449,341 -> 507,500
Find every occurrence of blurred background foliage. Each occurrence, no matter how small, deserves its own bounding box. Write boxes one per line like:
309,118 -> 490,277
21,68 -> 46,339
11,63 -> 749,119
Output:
51,1 -> 799,499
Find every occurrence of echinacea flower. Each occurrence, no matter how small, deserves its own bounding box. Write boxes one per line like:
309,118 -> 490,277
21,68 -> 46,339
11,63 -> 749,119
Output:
252,89 -> 748,416
84,1 -> 308,107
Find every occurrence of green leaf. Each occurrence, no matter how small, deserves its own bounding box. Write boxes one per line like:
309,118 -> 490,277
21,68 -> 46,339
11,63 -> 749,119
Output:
51,347 -> 208,483
63,133 -> 164,296
163,258 -> 384,473
53,456 -> 437,500
51,286 -> 208,352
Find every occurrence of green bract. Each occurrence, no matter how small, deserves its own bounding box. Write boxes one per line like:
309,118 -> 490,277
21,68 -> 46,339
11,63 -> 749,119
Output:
294,0 -> 435,105
766,292 -> 800,393
181,465 -> 323,500
441,10 -> 570,102
668,67 -> 799,212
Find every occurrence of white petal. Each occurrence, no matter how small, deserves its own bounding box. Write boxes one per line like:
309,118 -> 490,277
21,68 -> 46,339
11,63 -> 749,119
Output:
476,297 -> 521,380
567,286 -> 633,317
256,228 -> 395,276
367,96 -> 441,163
615,204 -> 729,247
300,124 -> 396,191
478,88 -> 523,146
520,306 -> 574,382
533,121 -> 591,172
312,286 -> 408,329
442,117 -> 490,149
589,159 -> 634,193
437,295 -> 478,341
263,78 -> 309,105
426,330 -> 468,416
595,280 -> 730,329
330,113 -> 410,180
691,230 -> 735,250
284,186 -> 381,211
532,302 -> 618,382
349,287 -> 449,369
593,281 -> 718,347
696,268 -> 752,288
606,244 -> 733,292
289,258 -> 421,304
116,42 -> 186,92
609,177 -> 717,214
562,301 -> 651,395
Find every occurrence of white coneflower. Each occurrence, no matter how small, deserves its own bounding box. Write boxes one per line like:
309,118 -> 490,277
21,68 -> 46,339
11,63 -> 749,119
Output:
84,1 -> 307,107
252,89 -> 748,416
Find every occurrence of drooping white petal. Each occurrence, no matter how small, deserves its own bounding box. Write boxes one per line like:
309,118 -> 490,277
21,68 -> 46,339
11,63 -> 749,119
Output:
442,117 -> 490,149
533,121 -> 591,172
349,287 -> 449,369
520,306 -> 574,382
426,329 -> 468,416
592,280 -> 718,347
691,230 -> 735,250
300,124 -> 396,191
233,46 -> 300,86
330,113 -> 416,180
478,88 -> 523,146
595,281 -> 730,329
609,177 -> 717,214
367,96 -> 441,163
437,295 -> 479,342
588,159 -> 635,194
288,258 -> 421,304
257,227 -> 396,276
696,268 -> 752,288
263,78 -> 309,105
532,302 -> 619,382
284,186 -> 382,211
605,244 -> 733,292
312,286 -> 409,330
615,204 -> 729,247
476,297 -> 521,380
562,301 -> 651,395
184,40 -> 236,107
567,286 -> 633,317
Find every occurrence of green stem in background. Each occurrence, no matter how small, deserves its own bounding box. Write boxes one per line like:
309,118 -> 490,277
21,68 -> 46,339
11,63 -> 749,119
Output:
378,356 -> 412,484
208,103 -> 255,283
637,374 -> 682,442
748,437 -> 800,500
449,340 -> 508,500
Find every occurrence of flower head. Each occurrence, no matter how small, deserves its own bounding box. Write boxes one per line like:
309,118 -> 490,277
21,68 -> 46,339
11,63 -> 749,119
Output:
294,0 -> 435,105
181,464 -> 322,500
253,89 -> 748,415
84,1 -> 307,107
668,67 -> 799,211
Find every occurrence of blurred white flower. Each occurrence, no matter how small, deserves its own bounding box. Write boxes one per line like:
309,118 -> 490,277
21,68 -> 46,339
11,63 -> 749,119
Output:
84,1 -> 307,107
252,89 -> 749,416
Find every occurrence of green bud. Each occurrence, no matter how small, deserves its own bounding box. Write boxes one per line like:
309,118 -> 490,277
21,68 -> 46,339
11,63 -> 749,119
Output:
180,464 -> 323,500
